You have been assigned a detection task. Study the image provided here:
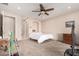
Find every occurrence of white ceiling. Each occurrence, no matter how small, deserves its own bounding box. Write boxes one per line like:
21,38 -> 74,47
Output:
0,3 -> 79,20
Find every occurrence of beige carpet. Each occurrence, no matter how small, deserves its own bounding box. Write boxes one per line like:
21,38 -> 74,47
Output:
0,39 -> 79,56
0,50 -> 8,56
18,39 -> 71,56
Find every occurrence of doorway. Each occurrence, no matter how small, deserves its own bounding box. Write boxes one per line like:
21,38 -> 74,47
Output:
33,21 -> 39,32
3,15 -> 15,39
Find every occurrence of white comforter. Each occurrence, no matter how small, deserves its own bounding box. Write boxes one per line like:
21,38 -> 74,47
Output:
29,32 -> 54,43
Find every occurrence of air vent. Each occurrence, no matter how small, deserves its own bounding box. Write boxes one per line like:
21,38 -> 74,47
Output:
1,3 -> 8,6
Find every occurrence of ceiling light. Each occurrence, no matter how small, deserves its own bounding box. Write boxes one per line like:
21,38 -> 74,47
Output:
68,6 -> 71,9
17,7 -> 21,10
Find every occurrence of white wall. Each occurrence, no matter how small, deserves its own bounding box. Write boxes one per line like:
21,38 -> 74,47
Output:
41,11 -> 79,44
2,11 -> 23,40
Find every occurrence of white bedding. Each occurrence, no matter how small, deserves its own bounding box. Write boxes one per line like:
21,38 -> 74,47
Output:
29,32 -> 54,43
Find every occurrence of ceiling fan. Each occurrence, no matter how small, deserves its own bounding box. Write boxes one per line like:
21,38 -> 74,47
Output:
32,4 -> 54,16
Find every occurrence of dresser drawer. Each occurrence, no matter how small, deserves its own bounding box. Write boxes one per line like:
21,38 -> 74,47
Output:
63,34 -> 72,44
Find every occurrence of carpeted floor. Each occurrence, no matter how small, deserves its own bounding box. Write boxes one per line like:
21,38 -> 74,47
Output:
0,50 -> 8,56
0,39 -> 79,56
18,39 -> 71,56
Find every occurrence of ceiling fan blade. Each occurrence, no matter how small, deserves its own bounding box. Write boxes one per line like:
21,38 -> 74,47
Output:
40,4 -> 45,11
32,11 -> 41,12
45,8 -> 54,11
45,12 -> 49,15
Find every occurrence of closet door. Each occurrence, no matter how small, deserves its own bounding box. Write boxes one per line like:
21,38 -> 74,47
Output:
3,16 -> 15,39
22,20 -> 29,39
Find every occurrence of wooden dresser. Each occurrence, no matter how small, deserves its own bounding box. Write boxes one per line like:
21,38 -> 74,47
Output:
63,34 -> 72,44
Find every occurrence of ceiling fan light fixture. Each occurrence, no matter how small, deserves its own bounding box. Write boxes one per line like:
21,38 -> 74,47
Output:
41,11 -> 45,14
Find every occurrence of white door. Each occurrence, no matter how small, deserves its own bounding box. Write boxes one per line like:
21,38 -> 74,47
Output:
22,20 -> 29,39
3,16 -> 15,39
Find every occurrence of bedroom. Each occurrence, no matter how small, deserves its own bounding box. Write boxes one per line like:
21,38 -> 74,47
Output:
0,3 -> 79,56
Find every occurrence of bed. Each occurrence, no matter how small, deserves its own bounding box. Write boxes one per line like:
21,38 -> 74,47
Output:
29,32 -> 55,43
